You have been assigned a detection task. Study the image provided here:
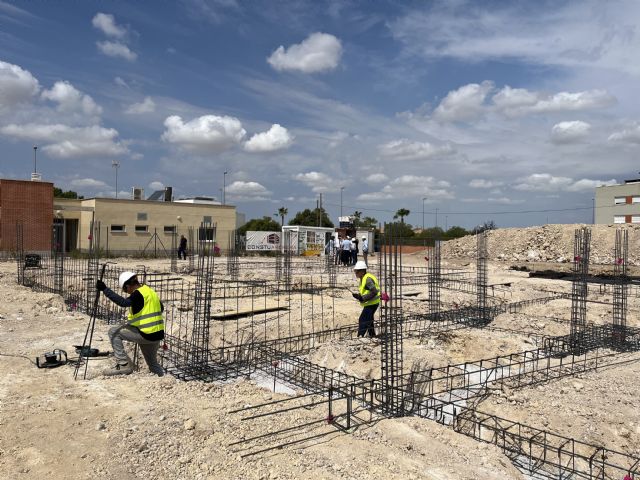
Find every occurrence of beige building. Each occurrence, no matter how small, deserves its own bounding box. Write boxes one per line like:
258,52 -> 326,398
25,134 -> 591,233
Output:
54,197 -> 237,254
595,179 -> 640,224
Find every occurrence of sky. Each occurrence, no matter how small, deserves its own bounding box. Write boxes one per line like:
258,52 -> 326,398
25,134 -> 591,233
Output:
0,0 -> 638,230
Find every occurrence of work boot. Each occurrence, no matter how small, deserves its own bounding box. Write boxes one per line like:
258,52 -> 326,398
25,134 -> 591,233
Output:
103,362 -> 133,376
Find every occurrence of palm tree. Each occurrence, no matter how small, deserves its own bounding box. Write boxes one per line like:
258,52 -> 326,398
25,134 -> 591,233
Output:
394,208 -> 410,224
352,210 -> 362,226
277,207 -> 288,227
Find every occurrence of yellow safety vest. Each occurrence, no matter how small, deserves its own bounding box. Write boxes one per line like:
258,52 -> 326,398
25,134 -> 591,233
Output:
359,272 -> 381,307
127,285 -> 164,334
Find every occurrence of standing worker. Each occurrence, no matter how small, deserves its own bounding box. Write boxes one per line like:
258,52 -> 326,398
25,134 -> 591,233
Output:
178,234 -> 187,260
361,235 -> 369,265
351,260 -> 380,337
352,237 -> 359,265
96,272 -> 165,376
341,236 -> 352,267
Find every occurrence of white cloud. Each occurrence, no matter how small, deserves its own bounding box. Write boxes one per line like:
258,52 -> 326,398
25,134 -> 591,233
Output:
433,81 -> 493,122
493,87 -> 615,117
161,114 -> 246,153
487,197 -> 525,205
514,173 -> 617,192
378,138 -> 455,161
551,121 -> 591,144
365,173 -> 388,184
41,81 -> 102,116
114,76 -> 129,88
70,177 -> 109,189
226,181 -> 271,200
92,13 -> 126,38
469,179 -> 503,189
294,171 -> 339,193
244,124 -> 293,152
0,123 -> 127,158
358,175 -> 453,202
125,96 -> 155,114
267,32 -> 342,73
97,40 -> 137,61
0,60 -> 40,108
148,181 -> 165,191
608,124 -> 640,144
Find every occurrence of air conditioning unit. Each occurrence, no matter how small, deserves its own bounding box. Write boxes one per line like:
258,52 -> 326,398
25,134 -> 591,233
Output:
132,187 -> 144,200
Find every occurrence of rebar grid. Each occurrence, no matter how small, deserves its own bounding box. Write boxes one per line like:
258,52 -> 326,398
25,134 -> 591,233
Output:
570,227 -> 591,346
282,230 -> 292,288
52,222 -> 64,295
379,225 -> 404,416
85,221 -> 101,313
226,230 -> 239,281
612,228 -> 629,346
476,231 -> 488,324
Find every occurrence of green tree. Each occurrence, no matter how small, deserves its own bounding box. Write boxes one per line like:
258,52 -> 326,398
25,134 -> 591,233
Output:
393,208 -> 411,223
237,216 -> 281,235
385,221 -> 415,238
416,226 -> 445,239
444,226 -> 469,240
277,207 -> 288,228
289,208 -> 334,228
357,215 -> 379,229
53,187 -> 82,199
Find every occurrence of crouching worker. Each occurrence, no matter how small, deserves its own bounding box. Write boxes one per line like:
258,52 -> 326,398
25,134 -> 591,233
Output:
351,261 -> 380,337
96,271 -> 165,376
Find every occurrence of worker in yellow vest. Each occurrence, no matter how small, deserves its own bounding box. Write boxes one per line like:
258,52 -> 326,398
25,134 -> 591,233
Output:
96,271 -> 165,376
351,260 -> 380,337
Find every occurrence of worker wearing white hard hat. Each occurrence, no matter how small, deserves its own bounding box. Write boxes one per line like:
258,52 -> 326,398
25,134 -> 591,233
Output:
351,260 -> 380,337
340,236 -> 352,267
96,271 -> 165,377
361,235 -> 370,265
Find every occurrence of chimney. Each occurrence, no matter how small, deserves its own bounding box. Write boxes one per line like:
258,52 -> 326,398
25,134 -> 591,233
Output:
164,186 -> 173,202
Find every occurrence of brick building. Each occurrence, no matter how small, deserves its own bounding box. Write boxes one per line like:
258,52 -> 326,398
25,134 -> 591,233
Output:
0,179 -> 54,252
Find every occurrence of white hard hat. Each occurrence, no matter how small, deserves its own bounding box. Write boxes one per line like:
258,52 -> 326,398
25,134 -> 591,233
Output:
118,271 -> 137,290
362,235 -> 366,239
353,260 -> 368,271
347,236 -> 351,240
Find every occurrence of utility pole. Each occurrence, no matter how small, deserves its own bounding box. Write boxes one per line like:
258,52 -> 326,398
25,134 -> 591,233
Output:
112,160 -> 120,199
223,171 -> 228,205
33,145 -> 38,173
592,197 -> 595,224
435,207 -> 439,229
340,186 -> 344,217
319,193 -> 323,227
422,196 -> 427,231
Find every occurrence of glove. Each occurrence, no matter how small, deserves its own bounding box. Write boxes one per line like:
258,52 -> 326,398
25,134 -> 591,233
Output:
352,292 -> 363,302
96,280 -> 107,292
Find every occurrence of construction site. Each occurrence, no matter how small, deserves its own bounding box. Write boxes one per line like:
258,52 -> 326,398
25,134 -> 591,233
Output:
2,222 -> 640,480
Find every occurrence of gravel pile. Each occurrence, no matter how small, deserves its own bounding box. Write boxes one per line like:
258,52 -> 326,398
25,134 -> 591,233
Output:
442,224 -> 640,265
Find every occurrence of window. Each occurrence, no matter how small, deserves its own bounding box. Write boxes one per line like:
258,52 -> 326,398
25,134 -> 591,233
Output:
614,197 -> 626,205
633,196 -> 640,204
111,224 -> 126,232
203,216 -> 212,224
135,225 -> 149,233
632,215 -> 640,224
614,215 -> 626,224
137,212 -> 148,221
198,226 -> 215,242
164,226 -> 176,234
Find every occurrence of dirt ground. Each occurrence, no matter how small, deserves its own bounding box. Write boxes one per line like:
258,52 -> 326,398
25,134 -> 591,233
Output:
2,243 -> 639,479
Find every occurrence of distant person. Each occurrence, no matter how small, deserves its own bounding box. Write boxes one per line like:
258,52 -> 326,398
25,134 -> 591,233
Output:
351,261 -> 380,337
361,235 -> 369,265
341,236 -> 352,266
335,236 -> 342,265
96,272 -> 164,376
178,235 -> 187,260
325,235 -> 335,259
352,237 -> 359,265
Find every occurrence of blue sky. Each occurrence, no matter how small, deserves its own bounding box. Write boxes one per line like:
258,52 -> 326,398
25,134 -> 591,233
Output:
1,0 -> 638,229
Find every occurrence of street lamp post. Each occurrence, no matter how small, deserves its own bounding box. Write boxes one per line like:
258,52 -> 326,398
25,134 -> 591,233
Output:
112,160 -> 120,199
223,171 -> 228,205
422,197 -> 427,231
340,186 -> 345,217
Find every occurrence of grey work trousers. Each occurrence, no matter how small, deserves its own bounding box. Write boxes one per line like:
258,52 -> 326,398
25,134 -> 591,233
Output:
108,325 -> 164,376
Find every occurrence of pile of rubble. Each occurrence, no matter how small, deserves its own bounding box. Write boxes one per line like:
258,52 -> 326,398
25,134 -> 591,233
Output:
442,224 -> 640,265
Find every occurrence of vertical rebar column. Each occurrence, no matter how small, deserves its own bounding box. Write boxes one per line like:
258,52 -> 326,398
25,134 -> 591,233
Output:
476,232 -> 488,324
570,227 -> 590,347
282,230 -> 292,289
85,221 -> 100,313
52,222 -> 64,295
275,249 -> 282,280
325,244 -> 336,288
612,228 -> 628,346
188,226 -> 195,272
189,222 -> 216,371
379,224 -> 404,416
170,227 -> 177,273
16,223 -> 24,285
428,238 -> 441,322
226,230 -> 239,281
